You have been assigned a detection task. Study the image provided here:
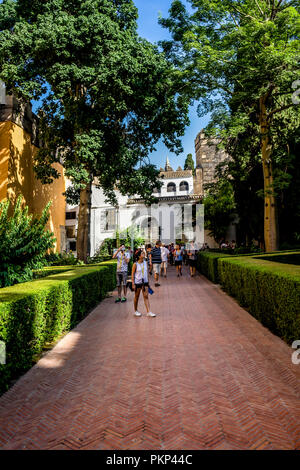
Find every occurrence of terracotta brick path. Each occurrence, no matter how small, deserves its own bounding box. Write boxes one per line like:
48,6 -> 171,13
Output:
0,266 -> 299,450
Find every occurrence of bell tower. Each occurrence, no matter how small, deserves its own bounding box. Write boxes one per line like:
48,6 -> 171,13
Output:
165,156 -> 173,172
194,129 -> 228,192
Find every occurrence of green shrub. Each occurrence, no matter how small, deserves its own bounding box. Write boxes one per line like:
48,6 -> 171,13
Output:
196,249 -> 292,283
33,268 -> 72,279
196,251 -> 233,283
0,261 -> 116,394
253,252 -> 300,265
0,196 -> 55,287
45,251 -> 84,266
128,257 -> 134,276
218,255 -> 300,344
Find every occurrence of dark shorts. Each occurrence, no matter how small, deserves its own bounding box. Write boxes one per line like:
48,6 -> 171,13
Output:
135,282 -> 149,291
175,260 -> 182,266
189,259 -> 197,267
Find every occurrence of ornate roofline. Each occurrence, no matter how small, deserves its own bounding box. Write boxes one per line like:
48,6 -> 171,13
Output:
127,194 -> 203,205
159,170 -> 193,179
93,169 -> 194,187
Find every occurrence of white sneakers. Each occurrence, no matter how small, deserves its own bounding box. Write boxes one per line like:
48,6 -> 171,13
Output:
134,311 -> 156,317
147,311 -> 156,317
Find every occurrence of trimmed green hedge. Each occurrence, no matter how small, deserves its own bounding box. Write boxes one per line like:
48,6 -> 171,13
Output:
0,261 -> 116,394
196,251 -> 233,283
196,250 -> 300,283
253,252 -> 300,265
213,253 -> 300,344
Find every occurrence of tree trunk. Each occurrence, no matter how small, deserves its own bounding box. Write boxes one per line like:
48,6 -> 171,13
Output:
77,180 -> 92,262
259,96 -> 279,252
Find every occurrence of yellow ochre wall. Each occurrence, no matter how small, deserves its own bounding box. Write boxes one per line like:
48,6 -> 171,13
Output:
0,121 -> 10,202
0,120 -> 66,252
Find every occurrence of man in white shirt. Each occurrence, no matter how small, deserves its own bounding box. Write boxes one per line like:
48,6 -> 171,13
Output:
160,244 -> 170,278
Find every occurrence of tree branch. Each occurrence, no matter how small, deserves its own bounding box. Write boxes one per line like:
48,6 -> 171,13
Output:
230,4 -> 259,22
228,12 -> 239,28
268,103 -> 296,118
254,0 -> 265,18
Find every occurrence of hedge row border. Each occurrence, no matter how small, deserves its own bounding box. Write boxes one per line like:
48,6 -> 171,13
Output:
196,251 -> 300,344
0,261 -> 117,394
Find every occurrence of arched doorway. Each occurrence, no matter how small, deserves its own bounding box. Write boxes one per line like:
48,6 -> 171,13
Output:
140,216 -> 159,243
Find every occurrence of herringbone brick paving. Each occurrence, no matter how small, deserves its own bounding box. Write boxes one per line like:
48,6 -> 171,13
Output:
0,266 -> 299,450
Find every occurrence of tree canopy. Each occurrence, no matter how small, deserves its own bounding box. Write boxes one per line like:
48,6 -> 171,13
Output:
202,165 -> 236,243
160,0 -> 300,251
184,153 -> 195,171
0,0 -> 190,260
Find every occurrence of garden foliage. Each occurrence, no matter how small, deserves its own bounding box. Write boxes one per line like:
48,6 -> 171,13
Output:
0,197 -> 55,288
197,251 -> 300,343
0,261 -> 116,394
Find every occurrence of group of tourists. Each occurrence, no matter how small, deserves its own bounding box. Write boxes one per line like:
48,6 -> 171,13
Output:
219,239 -> 237,250
113,240 -> 199,318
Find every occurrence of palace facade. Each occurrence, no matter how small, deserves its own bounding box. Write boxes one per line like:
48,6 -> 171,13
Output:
66,135 -> 235,256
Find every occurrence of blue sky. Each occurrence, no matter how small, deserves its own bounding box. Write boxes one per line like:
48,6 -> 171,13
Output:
134,0 -> 210,170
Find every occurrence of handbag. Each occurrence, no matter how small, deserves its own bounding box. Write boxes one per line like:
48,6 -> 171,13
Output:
148,286 -> 154,295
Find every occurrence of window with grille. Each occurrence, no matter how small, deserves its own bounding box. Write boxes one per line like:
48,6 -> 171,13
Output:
102,209 -> 116,231
179,181 -> 189,191
167,182 -> 176,192
66,212 -> 76,220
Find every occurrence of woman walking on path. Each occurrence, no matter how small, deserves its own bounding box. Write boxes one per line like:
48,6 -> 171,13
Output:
174,244 -> 183,277
187,242 -> 197,278
168,244 -> 174,265
160,243 -> 169,278
132,249 -> 156,317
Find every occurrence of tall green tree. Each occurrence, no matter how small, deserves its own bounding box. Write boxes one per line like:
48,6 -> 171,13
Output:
160,0 -> 300,252
0,0 -> 189,261
184,153 -> 195,171
203,121 -> 300,248
203,172 -> 236,243
226,125 -> 300,247
278,134 -> 300,246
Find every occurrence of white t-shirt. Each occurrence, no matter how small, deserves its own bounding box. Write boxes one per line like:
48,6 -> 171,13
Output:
134,261 -> 148,284
116,251 -> 130,272
161,247 -> 169,262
